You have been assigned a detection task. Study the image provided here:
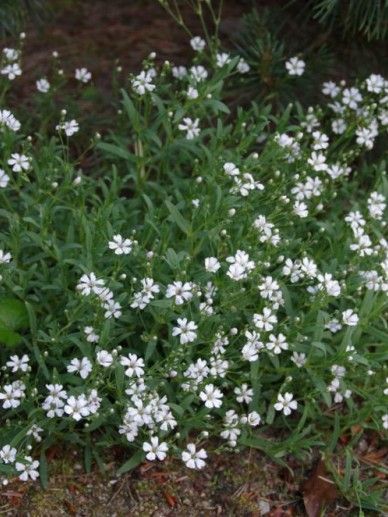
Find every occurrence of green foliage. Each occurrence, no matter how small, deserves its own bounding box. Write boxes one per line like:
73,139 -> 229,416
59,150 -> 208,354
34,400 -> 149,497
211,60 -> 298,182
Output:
311,0 -> 388,41
0,0 -> 48,36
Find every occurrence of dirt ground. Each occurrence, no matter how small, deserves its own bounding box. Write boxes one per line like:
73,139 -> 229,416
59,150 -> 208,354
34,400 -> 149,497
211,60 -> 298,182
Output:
0,447 -> 342,516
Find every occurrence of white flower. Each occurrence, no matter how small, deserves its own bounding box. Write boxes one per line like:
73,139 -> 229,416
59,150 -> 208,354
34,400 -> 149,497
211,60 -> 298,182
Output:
1,63 -> 22,80
96,350 -> 113,367
0,109 -> 21,131
108,234 -> 133,255
190,65 -> 208,82
57,119 -> 79,136
75,67 -> 91,83
0,249 -> 12,263
342,87 -> 362,110
181,443 -> 207,469
0,169 -> 10,188
234,383 -> 253,404
274,392 -> 297,416
178,117 -> 200,139
382,414 -> 388,430
216,52 -> 231,68
166,281 -> 193,305
67,357 -> 92,379
204,257 -> 220,273
342,309 -> 359,327
199,384 -> 223,408
84,326 -> 99,343
291,352 -> 307,368
253,308 -> 277,331
172,318 -> 198,344
266,333 -> 288,354
120,354 -> 145,377
322,81 -> 340,97
285,57 -> 305,76
0,444 -> 17,464
36,78 -> 50,93
76,272 -> 105,296
7,153 -> 31,172
237,58 -> 250,74
172,66 -> 187,79
143,436 -> 168,461
132,71 -> 155,95
6,354 -> 29,373
64,395 -> 90,421
366,73 -> 385,94
3,48 -> 19,61
15,457 -> 40,481
187,86 -> 198,99
190,36 -> 206,52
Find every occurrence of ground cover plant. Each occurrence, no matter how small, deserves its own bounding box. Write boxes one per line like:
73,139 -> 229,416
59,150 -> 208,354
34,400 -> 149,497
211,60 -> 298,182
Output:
0,3 -> 387,513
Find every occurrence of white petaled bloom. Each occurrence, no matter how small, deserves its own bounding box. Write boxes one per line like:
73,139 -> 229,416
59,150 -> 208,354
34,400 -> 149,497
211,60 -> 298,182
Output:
285,57 -> 305,76
199,384 -> 223,409
366,73 -> 385,94
36,78 -> 50,93
186,86 -> 198,99
0,381 -> 25,409
223,162 -> 240,176
143,436 -> 168,461
0,109 -> 21,131
382,414 -> 388,430
253,307 -> 277,331
120,354 -> 145,377
181,443 -> 207,469
0,444 -> 17,464
266,333 -> 288,354
84,326 -> 99,343
172,318 -> 198,344
178,117 -> 200,140
3,48 -> 19,61
6,354 -> 29,373
245,411 -> 261,427
7,153 -> 31,172
322,81 -> 340,97
75,67 -> 91,83
166,281 -> 193,305
64,394 -> 90,421
96,350 -> 113,367
0,250 -> 12,263
237,57 -> 250,74
108,234 -> 133,255
190,65 -> 208,82
342,87 -> 362,110
56,119 -> 79,137
15,457 -> 40,481
274,392 -> 298,416
67,357 -> 92,379
234,383 -> 253,404
205,257 -> 221,273
216,52 -> 231,68
132,70 -> 155,95
0,169 -> 10,188
1,63 -> 22,80
190,36 -> 206,52
291,352 -> 307,368
172,66 -> 187,79
76,272 -> 105,296
342,309 -> 359,327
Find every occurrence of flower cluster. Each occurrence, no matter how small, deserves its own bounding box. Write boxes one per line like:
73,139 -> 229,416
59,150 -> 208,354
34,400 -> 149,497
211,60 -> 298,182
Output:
0,37 -> 387,485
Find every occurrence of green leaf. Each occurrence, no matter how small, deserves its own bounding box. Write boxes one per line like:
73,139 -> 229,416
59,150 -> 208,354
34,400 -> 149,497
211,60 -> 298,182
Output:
165,200 -> 190,235
116,450 -> 144,476
0,325 -> 22,346
0,298 -> 29,330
